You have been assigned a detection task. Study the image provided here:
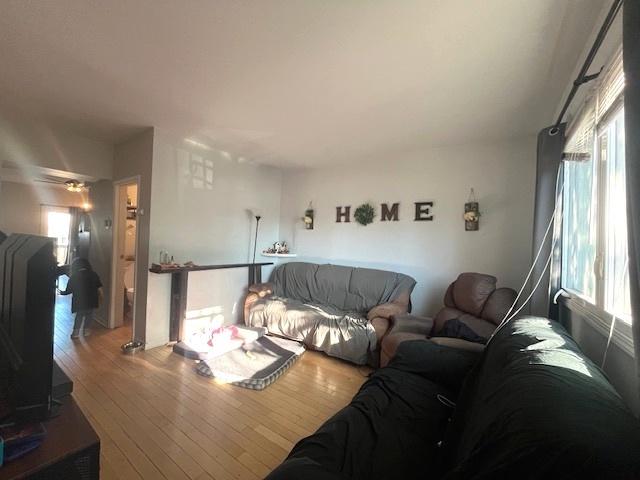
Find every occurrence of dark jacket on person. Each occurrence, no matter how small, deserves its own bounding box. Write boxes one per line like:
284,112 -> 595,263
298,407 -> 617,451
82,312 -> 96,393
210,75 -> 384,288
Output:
60,259 -> 102,313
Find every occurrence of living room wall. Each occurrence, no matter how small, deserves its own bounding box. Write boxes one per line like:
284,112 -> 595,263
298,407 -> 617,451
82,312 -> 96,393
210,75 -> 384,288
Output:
86,128 -> 155,341
0,181 -> 87,235
278,138 -> 536,317
113,129 -> 154,343
86,179 -> 113,326
144,130 -> 282,348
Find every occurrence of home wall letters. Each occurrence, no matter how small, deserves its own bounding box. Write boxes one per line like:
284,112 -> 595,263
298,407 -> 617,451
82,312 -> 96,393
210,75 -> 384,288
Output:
335,202 -> 434,223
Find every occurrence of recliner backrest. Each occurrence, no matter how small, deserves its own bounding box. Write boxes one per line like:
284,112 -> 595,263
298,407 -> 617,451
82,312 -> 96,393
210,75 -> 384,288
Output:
449,273 -> 497,317
481,287 -> 517,325
435,273 -> 517,334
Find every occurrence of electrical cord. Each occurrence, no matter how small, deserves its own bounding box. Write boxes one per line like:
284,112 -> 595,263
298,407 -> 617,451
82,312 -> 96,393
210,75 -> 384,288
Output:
500,204 -> 556,324
502,249 -> 554,325
601,256 -> 629,368
489,166 -> 564,345
500,165 -> 564,323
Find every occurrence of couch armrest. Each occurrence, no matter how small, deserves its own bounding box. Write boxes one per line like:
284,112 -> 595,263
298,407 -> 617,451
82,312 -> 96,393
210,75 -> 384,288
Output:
388,313 -> 435,336
248,282 -> 275,296
367,301 -> 407,321
244,283 -> 274,325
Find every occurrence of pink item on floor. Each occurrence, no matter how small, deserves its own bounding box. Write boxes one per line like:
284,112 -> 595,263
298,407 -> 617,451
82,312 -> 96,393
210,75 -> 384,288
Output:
208,325 -> 239,348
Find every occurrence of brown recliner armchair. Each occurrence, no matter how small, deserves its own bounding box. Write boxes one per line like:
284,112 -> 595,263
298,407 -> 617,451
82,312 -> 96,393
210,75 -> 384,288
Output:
380,272 -> 517,367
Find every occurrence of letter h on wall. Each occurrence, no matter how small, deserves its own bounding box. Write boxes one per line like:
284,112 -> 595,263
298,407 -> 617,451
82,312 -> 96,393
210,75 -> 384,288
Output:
336,206 -> 351,223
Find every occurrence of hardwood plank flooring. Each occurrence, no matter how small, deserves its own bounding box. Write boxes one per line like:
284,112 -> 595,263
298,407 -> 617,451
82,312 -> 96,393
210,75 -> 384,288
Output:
53,293 -> 369,479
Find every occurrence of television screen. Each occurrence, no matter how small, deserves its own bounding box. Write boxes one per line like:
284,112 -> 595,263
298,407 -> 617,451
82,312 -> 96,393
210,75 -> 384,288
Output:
0,234 -> 56,422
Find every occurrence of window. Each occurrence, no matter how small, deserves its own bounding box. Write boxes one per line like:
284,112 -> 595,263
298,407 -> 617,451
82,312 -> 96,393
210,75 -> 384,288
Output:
601,111 -> 631,321
41,206 -> 72,265
561,48 -> 631,325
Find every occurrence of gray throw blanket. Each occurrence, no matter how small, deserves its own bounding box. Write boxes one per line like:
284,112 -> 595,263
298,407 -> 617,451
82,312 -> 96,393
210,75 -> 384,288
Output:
248,296 -> 377,365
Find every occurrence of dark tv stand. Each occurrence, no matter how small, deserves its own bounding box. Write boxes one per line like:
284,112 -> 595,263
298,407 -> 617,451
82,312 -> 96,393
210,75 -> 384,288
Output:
0,395 -> 100,479
52,361 -> 73,399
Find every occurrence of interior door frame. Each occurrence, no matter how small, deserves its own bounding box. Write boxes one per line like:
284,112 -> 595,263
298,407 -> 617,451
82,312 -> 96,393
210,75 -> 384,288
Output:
109,176 -> 141,330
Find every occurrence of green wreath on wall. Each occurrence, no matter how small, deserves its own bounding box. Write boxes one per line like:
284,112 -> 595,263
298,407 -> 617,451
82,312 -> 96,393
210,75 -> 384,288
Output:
354,203 -> 376,226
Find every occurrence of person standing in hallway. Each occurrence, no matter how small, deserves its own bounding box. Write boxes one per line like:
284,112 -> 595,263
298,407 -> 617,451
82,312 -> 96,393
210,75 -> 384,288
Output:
59,258 -> 103,339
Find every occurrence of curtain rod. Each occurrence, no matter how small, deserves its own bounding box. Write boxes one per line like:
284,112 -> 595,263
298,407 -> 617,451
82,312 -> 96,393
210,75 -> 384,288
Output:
550,0 -> 623,135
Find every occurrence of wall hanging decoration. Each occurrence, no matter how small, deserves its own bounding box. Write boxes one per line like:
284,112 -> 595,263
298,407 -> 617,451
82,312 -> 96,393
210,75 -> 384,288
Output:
354,203 -> 376,226
303,202 -> 314,230
336,206 -> 351,223
414,202 -> 434,221
381,202 -> 400,221
336,202 -> 434,223
464,188 -> 480,231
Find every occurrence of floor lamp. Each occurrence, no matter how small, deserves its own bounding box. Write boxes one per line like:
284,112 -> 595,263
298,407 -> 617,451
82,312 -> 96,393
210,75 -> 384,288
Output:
252,215 -> 261,264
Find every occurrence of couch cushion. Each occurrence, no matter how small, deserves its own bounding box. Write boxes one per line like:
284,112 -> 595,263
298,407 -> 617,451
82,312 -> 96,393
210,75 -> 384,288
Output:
451,273 -> 496,316
380,332 -> 426,368
388,340 -> 480,393
443,282 -> 456,308
442,316 -> 640,478
480,287 -> 517,325
272,262 -> 317,304
271,262 -> 416,314
434,309 -> 496,339
248,297 -> 376,365
434,307 -> 462,332
455,314 -> 496,339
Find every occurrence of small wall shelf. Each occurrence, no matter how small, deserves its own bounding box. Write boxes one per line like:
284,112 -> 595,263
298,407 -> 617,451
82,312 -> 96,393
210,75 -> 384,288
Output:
261,253 -> 297,258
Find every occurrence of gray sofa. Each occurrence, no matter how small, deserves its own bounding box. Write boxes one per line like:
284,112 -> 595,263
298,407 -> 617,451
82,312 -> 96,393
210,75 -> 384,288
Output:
244,262 -> 416,365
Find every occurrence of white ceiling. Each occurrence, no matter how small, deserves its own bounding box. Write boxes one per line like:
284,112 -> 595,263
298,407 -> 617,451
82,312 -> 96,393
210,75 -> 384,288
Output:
0,0 -> 605,168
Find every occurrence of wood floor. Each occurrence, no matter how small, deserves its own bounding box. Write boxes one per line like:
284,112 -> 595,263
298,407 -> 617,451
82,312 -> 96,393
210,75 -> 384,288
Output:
53,294 -> 369,480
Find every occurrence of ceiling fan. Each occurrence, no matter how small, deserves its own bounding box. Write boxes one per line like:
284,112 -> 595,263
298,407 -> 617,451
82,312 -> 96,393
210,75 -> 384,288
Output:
32,175 -> 91,192
63,179 -> 89,192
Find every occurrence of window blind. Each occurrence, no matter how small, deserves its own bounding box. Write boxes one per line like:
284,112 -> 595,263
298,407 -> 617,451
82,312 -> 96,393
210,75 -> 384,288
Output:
596,47 -> 624,122
563,45 -> 624,159
564,98 -> 596,158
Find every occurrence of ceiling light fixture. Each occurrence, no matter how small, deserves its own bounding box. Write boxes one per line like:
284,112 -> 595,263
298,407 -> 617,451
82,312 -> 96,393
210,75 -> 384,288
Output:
65,180 -> 87,192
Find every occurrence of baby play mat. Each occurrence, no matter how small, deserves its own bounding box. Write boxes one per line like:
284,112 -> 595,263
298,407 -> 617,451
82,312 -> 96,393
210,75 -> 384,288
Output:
195,335 -> 305,390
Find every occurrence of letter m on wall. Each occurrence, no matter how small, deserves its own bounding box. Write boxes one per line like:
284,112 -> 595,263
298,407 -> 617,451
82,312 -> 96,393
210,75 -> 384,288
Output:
380,203 -> 399,221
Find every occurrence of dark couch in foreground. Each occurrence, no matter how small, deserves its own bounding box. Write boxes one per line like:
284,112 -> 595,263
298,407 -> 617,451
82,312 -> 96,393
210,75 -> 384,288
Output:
266,316 -> 640,479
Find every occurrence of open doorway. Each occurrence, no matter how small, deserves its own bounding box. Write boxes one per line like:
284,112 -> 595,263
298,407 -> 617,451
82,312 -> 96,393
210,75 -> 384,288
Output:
109,178 -> 139,341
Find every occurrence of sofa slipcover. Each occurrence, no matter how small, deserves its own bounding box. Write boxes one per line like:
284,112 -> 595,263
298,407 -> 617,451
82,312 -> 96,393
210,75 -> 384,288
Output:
267,316 -> 640,479
245,262 -> 416,365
